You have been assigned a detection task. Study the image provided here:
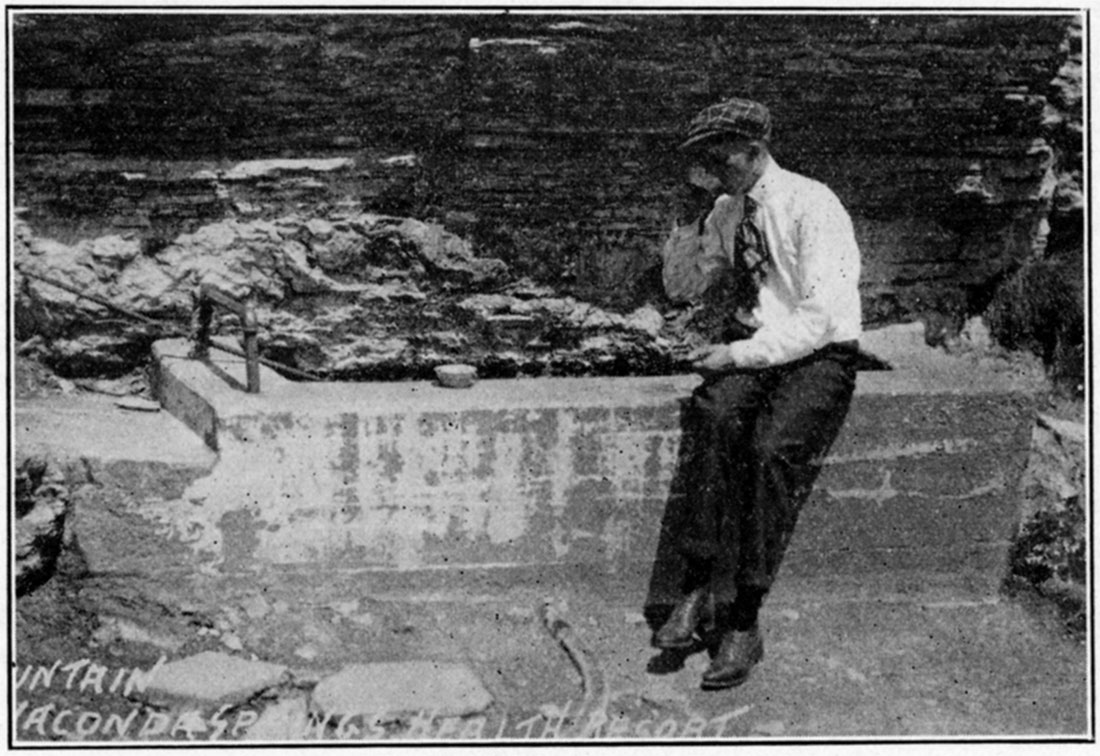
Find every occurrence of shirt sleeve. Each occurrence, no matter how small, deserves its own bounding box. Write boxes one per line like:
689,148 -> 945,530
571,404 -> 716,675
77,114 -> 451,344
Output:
727,189 -> 861,367
659,222 -> 713,304
658,202 -> 735,305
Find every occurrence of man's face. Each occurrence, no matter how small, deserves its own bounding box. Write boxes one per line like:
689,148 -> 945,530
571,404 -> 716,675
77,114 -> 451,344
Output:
689,138 -> 758,195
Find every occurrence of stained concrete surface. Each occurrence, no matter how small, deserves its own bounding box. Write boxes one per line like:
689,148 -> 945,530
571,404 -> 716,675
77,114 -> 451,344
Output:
133,336 -> 1039,596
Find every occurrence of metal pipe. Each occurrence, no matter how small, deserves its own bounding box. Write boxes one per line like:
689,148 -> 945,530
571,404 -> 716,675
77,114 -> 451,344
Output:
242,302 -> 261,394
200,282 -> 249,318
16,264 -> 188,334
192,297 -> 213,359
16,264 -> 322,382
196,284 -> 262,393
204,339 -> 319,383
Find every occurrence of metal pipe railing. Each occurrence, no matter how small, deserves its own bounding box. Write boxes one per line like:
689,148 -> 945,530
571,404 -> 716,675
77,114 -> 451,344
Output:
16,264 -> 321,386
192,283 -> 261,393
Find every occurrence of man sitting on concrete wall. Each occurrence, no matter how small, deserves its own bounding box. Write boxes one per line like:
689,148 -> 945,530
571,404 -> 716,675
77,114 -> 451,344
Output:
654,97 -> 863,690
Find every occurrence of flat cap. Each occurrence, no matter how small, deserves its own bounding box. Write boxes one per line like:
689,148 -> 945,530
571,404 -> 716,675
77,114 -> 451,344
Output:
679,97 -> 772,151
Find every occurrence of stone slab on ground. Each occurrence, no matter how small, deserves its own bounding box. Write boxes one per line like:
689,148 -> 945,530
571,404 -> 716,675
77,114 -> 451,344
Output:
140,651 -> 287,704
242,695 -> 311,742
312,661 -> 493,719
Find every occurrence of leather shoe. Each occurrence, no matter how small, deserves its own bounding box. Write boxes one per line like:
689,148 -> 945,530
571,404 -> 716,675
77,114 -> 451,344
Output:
653,588 -> 711,649
701,624 -> 764,690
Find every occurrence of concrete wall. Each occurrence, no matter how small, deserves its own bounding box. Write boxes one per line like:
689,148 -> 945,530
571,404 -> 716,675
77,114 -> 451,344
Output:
84,338 -> 1038,600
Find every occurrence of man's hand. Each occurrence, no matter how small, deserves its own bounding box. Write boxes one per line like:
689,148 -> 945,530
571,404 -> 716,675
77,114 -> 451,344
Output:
687,343 -> 737,376
673,183 -> 717,227
672,166 -> 722,227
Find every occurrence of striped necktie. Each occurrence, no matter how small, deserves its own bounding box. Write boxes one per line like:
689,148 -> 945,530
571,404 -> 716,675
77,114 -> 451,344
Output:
733,194 -> 771,309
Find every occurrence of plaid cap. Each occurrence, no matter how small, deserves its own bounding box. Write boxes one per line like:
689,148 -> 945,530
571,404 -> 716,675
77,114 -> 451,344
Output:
679,98 -> 772,151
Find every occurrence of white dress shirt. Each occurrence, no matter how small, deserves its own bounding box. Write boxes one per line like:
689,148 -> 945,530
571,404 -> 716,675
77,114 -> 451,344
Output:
660,155 -> 862,368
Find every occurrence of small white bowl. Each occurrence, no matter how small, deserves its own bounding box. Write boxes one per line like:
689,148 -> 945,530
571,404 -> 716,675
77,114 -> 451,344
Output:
435,363 -> 477,388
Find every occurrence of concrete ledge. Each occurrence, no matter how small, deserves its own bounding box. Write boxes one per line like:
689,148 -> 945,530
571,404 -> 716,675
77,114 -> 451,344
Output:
15,395 -> 219,586
14,395 -> 217,498
151,337 -> 294,452
69,338 -> 1039,599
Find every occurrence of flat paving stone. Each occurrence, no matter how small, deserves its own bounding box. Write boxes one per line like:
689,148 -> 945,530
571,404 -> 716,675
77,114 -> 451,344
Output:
312,661 -> 493,718
243,696 -> 311,741
141,651 -> 287,703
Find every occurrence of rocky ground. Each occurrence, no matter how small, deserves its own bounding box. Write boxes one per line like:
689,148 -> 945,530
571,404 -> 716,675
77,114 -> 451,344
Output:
13,560 -> 1089,743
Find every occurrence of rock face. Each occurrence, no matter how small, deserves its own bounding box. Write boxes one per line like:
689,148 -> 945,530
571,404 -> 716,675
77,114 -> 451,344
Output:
12,14 -> 1077,329
14,455 -> 69,595
1012,411 -> 1086,631
15,213 -> 534,378
1021,413 -> 1085,521
14,214 -> 708,380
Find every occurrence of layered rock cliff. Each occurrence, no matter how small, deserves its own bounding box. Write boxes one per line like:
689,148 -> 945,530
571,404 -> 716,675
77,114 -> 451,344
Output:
12,13 -> 1081,378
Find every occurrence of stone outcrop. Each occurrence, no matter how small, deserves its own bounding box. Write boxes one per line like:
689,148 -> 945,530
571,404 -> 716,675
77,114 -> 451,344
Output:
950,16 -> 1084,391
15,455 -> 69,595
1043,17 -> 1084,229
1021,413 -> 1085,521
12,14 -> 1076,328
13,212 -> 723,379
15,213 -> 539,378
1011,410 -> 1085,629
948,15 -> 1082,267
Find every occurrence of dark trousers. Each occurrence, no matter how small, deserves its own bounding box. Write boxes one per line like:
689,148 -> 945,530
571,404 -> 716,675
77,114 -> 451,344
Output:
676,342 -> 858,606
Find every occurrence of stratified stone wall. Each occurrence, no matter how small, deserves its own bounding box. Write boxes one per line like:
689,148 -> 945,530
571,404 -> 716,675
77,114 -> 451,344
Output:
12,13 -> 1072,327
